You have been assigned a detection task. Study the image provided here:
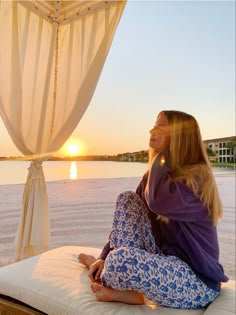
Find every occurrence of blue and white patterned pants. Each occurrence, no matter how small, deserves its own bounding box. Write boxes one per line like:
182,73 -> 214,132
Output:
101,191 -> 219,309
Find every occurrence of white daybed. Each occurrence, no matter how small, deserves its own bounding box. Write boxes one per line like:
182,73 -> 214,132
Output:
0,246 -> 235,315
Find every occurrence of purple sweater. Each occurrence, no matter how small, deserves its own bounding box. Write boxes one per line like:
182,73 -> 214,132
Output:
99,152 -> 228,291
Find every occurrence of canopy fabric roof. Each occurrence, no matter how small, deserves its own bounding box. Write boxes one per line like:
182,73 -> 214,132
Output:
0,0 -> 127,261
18,0 -> 117,24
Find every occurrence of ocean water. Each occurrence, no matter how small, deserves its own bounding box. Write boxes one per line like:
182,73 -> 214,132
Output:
0,161 -> 148,185
0,160 -> 235,185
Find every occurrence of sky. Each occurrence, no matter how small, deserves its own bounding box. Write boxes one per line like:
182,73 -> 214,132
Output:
0,0 -> 235,157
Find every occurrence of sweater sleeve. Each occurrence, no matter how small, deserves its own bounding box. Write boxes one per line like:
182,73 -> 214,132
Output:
144,151 -> 208,222
136,171 -> 149,199
98,241 -> 111,260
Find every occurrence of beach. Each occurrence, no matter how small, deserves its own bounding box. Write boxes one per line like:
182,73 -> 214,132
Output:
0,174 -> 235,280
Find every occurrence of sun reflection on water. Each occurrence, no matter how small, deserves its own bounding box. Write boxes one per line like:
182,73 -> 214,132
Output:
69,161 -> 78,180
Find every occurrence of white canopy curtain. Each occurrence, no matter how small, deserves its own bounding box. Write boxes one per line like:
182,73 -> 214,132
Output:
0,0 -> 126,261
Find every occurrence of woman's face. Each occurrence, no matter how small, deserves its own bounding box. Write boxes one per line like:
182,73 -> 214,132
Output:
149,112 -> 170,152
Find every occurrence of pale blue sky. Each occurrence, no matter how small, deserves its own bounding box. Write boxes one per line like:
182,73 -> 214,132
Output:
0,0 -> 235,156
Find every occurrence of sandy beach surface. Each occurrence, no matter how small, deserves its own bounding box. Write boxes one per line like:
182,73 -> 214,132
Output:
0,174 -> 235,280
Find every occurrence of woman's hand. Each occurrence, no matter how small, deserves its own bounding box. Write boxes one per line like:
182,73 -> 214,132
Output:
88,259 -> 105,282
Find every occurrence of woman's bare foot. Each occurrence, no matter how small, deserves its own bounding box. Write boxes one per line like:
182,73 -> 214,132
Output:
78,253 -> 96,268
91,283 -> 145,305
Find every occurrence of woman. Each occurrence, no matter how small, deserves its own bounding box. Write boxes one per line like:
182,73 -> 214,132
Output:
79,110 -> 228,309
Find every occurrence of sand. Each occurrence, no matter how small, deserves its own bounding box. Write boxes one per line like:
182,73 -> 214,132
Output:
0,174 -> 235,280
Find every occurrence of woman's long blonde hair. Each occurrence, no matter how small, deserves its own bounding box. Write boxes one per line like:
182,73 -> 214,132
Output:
149,110 -> 222,225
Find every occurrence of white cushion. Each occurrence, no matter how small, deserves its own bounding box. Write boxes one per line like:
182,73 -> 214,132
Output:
0,246 -> 234,315
204,281 -> 235,315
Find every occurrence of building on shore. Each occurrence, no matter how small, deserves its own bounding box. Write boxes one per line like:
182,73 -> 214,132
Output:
116,150 -> 148,162
203,136 -> 236,163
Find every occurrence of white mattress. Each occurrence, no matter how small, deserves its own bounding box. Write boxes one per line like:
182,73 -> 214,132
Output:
0,246 -> 234,315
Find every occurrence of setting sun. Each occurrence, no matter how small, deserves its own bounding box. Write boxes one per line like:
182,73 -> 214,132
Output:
68,143 -> 80,156
59,138 -> 86,157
